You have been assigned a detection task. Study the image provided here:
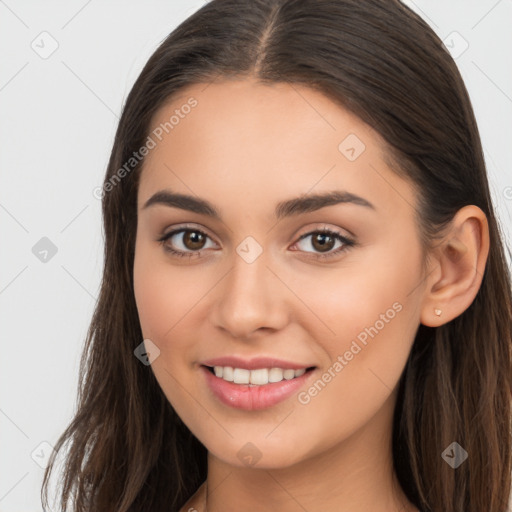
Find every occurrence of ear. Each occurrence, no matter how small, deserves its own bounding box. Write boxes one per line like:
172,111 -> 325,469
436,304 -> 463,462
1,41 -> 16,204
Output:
420,205 -> 490,327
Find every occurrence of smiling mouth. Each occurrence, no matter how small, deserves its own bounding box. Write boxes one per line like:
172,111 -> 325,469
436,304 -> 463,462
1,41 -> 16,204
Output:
203,365 -> 316,386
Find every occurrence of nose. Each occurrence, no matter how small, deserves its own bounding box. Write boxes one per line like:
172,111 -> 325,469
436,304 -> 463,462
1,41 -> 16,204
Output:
211,248 -> 290,340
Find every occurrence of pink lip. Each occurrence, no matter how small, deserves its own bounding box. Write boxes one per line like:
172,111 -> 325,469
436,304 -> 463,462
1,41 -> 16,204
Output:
201,365 -> 316,411
201,356 -> 312,370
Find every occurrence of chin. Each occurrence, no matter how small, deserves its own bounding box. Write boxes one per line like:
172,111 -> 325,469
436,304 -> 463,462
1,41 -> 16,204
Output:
203,432 -> 318,470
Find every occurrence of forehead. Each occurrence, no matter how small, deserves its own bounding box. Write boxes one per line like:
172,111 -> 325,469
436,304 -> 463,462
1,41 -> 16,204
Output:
139,79 -> 418,222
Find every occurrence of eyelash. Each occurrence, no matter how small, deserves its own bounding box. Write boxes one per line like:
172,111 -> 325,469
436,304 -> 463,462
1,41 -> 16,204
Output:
157,226 -> 356,261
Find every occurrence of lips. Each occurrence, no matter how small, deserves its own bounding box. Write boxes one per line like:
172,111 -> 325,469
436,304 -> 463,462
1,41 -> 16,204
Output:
201,356 -> 312,370
200,356 -> 317,410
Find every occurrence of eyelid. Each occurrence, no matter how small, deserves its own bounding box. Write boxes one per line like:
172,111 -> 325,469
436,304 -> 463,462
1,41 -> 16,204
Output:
290,226 -> 355,258
294,223 -> 353,240
158,222 -> 351,243
158,223 -> 218,244
158,222 -> 356,258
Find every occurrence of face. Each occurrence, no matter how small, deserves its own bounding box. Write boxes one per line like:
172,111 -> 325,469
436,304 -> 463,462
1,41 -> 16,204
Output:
133,78 -> 427,469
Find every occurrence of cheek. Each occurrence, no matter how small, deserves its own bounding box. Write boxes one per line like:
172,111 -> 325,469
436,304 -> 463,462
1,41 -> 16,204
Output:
289,287 -> 415,455
285,261 -> 411,350
133,243 -> 199,341
133,245 -> 201,413
133,250 -> 168,339
288,248 -> 421,397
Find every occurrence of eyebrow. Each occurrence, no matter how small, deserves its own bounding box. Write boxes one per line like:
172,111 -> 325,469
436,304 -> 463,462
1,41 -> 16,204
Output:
142,189 -> 376,220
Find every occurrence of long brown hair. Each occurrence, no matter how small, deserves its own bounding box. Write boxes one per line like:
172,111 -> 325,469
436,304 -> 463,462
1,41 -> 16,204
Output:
41,1 -> 512,510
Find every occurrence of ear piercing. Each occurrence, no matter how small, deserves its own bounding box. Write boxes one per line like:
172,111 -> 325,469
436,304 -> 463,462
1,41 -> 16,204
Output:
434,308 -> 442,317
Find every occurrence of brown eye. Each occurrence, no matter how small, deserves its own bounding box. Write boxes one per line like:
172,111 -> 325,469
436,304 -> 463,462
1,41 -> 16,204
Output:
311,232 -> 336,252
293,229 -> 356,260
158,228 -> 216,257
182,230 -> 206,250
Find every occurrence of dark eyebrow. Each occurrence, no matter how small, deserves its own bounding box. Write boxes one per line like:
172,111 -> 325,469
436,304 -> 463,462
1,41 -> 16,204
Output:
275,190 -> 375,217
142,189 -> 376,219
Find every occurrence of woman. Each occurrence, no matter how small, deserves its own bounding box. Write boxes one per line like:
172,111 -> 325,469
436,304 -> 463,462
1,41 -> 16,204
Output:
41,1 -> 512,511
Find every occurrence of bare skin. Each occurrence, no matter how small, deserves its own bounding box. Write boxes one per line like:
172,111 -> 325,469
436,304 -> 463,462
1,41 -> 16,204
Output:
132,78 -> 489,512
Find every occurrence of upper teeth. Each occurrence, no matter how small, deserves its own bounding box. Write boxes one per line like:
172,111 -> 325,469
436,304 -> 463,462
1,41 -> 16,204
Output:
213,366 -> 306,385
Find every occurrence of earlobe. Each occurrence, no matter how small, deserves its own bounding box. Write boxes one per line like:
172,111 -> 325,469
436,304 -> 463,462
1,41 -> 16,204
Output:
420,205 -> 490,327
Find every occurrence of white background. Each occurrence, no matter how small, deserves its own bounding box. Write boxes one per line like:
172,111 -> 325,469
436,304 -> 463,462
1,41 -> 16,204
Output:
1,1 -> 511,510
